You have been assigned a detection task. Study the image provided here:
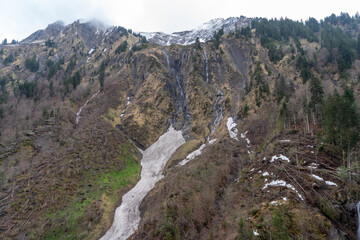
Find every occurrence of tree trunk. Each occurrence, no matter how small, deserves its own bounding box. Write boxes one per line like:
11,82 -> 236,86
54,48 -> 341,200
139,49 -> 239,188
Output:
306,113 -> 310,134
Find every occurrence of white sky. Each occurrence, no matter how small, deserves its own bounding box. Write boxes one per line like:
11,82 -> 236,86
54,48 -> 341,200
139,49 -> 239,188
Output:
0,0 -> 359,41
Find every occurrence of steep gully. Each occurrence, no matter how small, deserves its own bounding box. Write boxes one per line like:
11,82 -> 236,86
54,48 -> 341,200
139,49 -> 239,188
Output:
101,126 -> 185,240
177,50 -> 225,168
101,50 -> 225,240
162,50 -> 188,129
101,51 -> 190,240
203,50 -> 224,143
76,90 -> 100,124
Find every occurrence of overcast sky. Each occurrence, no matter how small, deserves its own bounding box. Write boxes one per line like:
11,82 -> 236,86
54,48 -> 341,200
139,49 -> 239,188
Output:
0,0 -> 359,41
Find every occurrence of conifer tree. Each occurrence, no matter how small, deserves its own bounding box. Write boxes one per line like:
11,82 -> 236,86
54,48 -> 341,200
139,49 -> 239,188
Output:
309,76 -> 324,120
323,89 -> 359,153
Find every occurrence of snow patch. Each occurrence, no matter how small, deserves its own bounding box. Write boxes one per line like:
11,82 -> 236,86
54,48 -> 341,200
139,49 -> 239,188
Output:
262,172 -> 269,177
208,138 -> 217,145
226,117 -> 239,141
270,154 -> 290,163
101,126 -> 185,240
253,229 -> 259,236
310,173 -> 337,186
178,144 -> 206,166
325,181 -> 337,186
178,139 -> 216,167
263,180 -> 304,200
280,140 -> 291,143
270,197 -> 287,205
88,48 -> 95,54
240,131 -> 252,150
308,163 -> 319,169
127,97 -> 131,105
240,131 -> 248,138
311,174 -> 324,181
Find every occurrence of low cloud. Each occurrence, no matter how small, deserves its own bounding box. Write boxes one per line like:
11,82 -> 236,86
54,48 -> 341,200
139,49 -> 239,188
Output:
0,0 -> 359,41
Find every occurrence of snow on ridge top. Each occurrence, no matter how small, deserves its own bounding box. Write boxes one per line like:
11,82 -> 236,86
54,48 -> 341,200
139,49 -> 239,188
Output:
193,18 -> 226,31
141,16 -> 251,46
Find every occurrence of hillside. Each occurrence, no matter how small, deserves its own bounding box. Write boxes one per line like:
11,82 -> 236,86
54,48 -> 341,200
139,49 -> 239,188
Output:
0,13 -> 359,240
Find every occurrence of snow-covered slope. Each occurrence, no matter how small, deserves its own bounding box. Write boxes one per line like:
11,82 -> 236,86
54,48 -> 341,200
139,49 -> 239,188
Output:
140,16 -> 251,46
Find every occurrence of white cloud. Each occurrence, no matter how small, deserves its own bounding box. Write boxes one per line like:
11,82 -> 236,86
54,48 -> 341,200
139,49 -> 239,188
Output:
0,0 -> 359,41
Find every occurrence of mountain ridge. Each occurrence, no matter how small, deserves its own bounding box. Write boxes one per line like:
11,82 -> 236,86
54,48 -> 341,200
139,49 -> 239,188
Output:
0,12 -> 359,240
17,16 -> 252,47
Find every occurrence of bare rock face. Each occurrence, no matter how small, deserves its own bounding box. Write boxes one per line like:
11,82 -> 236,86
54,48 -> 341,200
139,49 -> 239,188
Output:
21,20 -> 65,43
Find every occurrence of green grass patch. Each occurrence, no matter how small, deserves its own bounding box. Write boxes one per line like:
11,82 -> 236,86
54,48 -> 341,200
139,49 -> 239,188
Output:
97,155 -> 140,203
42,147 -> 140,240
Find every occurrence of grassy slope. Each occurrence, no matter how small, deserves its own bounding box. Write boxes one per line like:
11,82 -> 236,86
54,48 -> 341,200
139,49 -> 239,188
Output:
42,146 -> 140,240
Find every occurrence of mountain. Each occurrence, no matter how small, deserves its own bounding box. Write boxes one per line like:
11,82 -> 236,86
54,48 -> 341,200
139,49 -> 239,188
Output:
21,20 -> 66,43
0,14 -> 360,240
140,16 -> 251,46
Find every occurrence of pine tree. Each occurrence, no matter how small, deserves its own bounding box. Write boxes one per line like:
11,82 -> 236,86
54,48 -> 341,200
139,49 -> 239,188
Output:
115,41 -> 128,54
99,62 -> 106,89
235,217 -> 254,240
25,55 -> 39,72
323,93 -> 339,145
340,88 -> 359,151
306,17 -> 320,32
275,76 -> 286,103
309,76 -> 324,120
295,55 -> 311,83
271,207 -> 290,240
323,89 -> 359,153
